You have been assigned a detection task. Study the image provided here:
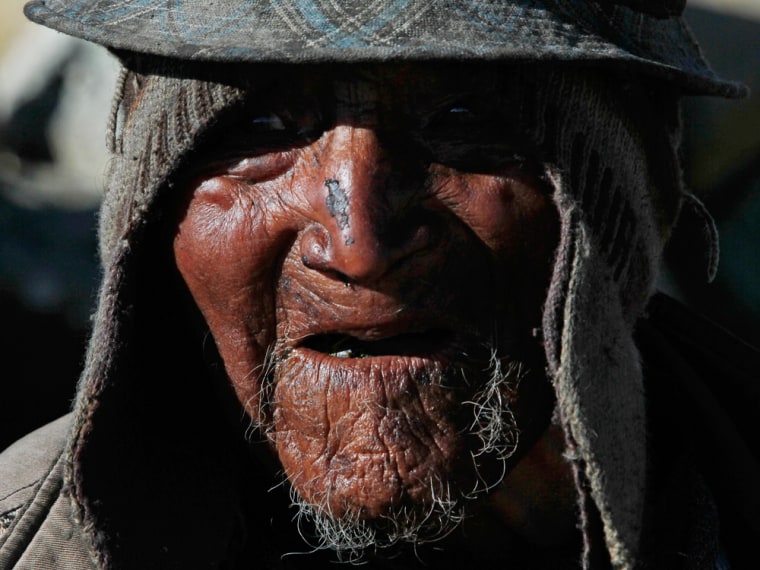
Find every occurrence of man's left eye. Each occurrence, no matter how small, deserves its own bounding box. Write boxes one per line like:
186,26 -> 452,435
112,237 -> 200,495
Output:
415,103 -> 529,173
423,103 -> 479,131
445,105 -> 476,118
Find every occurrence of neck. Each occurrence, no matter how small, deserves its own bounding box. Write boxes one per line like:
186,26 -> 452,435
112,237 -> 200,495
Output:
482,421 -> 579,547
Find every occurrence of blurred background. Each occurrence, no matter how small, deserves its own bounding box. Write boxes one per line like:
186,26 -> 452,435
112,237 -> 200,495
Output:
1,0 -> 118,449
0,0 -> 758,450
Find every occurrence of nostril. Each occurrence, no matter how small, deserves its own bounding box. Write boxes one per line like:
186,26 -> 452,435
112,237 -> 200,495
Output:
300,225 -> 331,267
299,197 -> 439,284
299,228 -> 353,284
403,222 -> 434,253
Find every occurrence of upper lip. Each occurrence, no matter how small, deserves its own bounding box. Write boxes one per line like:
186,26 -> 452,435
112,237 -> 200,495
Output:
291,310 -> 451,343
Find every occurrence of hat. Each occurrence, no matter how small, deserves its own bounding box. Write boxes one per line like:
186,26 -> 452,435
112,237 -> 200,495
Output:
25,0 -> 745,98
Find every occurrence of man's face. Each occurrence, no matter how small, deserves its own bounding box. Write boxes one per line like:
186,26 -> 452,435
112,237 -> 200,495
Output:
173,64 -> 559,550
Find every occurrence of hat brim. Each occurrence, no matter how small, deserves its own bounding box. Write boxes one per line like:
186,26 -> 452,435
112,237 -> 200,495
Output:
25,0 -> 747,98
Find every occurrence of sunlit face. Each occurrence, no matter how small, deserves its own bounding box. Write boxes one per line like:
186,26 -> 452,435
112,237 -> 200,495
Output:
173,63 -> 559,554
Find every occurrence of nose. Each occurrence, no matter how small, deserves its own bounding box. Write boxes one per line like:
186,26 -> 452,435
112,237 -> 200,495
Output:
299,125 -> 432,284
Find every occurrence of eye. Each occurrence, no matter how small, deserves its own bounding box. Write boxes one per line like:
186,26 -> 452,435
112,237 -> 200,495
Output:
247,110 -> 325,140
238,108 -> 320,148
424,103 -> 479,131
250,112 -> 288,133
196,109 -> 310,183
448,106 -> 474,116
415,101 -> 530,173
190,96 -> 327,183
212,97 -> 327,158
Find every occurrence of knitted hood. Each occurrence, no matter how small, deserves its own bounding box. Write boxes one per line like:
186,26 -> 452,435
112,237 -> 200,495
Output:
22,2 -> 742,568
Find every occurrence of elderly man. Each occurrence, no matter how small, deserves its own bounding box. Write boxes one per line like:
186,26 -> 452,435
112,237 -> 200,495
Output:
0,1 -> 757,568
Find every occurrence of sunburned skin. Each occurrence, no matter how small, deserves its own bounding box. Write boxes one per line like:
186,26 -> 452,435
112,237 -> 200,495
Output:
173,63 -> 574,558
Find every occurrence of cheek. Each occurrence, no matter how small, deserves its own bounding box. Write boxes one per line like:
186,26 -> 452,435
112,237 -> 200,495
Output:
174,178 -> 283,306
432,169 -> 558,262
431,169 -> 559,327
173,177 -> 290,408
176,201 -> 240,304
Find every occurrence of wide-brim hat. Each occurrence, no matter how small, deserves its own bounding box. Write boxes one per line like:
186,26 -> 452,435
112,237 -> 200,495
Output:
25,0 -> 745,98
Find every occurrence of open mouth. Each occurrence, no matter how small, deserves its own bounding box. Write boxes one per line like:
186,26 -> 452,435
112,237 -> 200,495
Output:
301,330 -> 452,359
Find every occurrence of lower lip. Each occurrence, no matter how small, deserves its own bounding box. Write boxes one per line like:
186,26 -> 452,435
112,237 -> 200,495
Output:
296,329 -> 478,364
278,342 -> 475,392
294,330 -> 471,368
273,347 -> 471,407
294,346 -> 450,371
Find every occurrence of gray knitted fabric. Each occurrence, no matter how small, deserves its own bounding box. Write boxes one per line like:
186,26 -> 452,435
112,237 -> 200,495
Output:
508,68 -> 671,568
62,60 -> 677,569
536,73 -> 668,569
68,67 -> 246,569
98,65 -> 246,268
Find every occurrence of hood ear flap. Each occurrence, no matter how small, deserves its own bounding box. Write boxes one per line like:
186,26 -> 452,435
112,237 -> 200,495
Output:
534,69 -> 672,569
544,199 -> 648,569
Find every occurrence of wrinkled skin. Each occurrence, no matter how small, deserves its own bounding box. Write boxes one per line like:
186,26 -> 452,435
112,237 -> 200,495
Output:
173,64 -> 571,553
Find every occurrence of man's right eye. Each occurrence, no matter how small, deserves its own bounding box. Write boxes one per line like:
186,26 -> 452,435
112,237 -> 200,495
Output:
249,112 -> 288,133
220,104 -> 326,155
204,108 -> 314,169
235,110 -> 307,150
196,108 -> 309,182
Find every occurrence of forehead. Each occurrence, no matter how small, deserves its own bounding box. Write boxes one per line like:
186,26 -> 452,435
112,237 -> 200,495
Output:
244,62 -> 512,110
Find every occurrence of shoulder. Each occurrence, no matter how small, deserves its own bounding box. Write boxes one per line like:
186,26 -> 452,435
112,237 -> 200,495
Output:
0,414 -> 72,515
637,292 -> 760,423
0,415 -> 72,558
636,293 -> 760,566
0,415 -> 97,568
637,293 -> 760,454
641,292 -> 760,375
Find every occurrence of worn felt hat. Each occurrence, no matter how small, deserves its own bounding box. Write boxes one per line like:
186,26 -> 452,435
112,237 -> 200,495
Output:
24,0 -> 745,96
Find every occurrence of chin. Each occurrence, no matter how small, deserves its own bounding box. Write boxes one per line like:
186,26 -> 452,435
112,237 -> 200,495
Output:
248,335 -> 525,558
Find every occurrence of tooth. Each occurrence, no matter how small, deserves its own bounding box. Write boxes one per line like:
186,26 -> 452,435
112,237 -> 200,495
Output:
332,349 -> 352,358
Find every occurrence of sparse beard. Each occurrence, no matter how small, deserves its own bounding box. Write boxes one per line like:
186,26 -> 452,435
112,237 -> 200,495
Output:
252,345 -> 524,562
